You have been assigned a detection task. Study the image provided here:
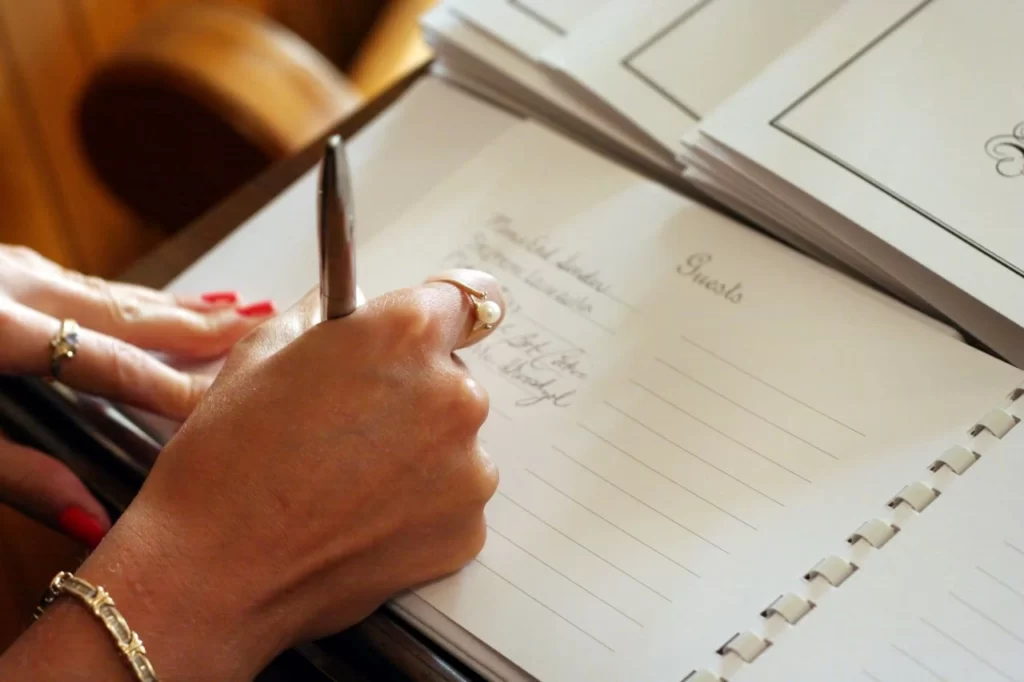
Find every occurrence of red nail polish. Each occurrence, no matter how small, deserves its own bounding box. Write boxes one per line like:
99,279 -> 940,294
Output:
201,291 -> 240,304
236,300 -> 276,317
59,506 -> 107,549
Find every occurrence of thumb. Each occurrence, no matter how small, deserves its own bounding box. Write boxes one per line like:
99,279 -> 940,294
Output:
0,436 -> 111,548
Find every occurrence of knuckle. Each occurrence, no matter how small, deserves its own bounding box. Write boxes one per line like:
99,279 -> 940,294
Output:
83,276 -> 138,328
441,373 -> 489,431
450,516 -> 488,569
475,453 -> 499,502
184,373 -> 210,412
384,290 -> 443,350
108,294 -> 143,327
463,448 -> 499,505
101,336 -> 146,389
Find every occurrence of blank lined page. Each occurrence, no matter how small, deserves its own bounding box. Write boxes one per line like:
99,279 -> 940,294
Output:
348,120 -> 1023,681
732,425 -> 1024,682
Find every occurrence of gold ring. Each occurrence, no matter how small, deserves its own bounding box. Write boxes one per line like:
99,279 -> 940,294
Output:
49,319 -> 80,379
433,278 -> 503,334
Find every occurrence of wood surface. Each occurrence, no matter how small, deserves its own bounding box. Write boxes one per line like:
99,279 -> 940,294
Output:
78,2 -> 362,230
0,0 -> 381,277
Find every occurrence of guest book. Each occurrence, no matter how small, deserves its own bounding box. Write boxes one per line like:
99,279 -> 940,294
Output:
143,101 -> 1024,680
107,2 -> 1024,680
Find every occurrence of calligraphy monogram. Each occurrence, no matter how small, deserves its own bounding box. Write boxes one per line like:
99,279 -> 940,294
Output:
985,122 -> 1024,178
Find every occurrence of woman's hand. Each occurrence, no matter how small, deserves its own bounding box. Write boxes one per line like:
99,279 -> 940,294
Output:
46,268 -> 505,681
0,244 -> 275,545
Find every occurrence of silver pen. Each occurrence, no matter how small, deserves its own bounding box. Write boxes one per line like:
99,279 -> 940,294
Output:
318,134 -> 359,321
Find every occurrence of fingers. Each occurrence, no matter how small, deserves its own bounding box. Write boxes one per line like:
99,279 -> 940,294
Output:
0,436 -> 111,548
420,268 -> 507,352
18,267 -> 274,359
0,301 -> 209,420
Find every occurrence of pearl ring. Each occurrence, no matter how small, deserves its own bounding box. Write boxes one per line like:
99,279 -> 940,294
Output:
434,278 -> 503,334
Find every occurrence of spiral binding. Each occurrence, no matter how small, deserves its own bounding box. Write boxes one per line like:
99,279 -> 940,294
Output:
681,384 -> 1024,682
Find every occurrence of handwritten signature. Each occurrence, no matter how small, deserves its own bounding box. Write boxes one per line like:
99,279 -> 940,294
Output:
467,325 -> 586,409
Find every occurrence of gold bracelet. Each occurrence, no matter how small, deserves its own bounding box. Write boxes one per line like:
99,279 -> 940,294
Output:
35,571 -> 159,682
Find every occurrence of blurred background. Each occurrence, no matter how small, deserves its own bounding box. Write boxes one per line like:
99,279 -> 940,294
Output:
0,0 -> 436,278
0,0 -> 437,651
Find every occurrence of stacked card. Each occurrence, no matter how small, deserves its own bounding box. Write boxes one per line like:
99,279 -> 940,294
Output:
422,0 -> 843,187
682,0 -> 1024,364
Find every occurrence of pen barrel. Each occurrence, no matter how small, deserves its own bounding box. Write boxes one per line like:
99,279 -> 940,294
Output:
321,290 -> 358,320
318,134 -> 358,321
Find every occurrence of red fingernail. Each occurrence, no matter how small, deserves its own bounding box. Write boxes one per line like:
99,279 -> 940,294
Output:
59,506 -> 107,549
201,291 -> 240,304
236,300 -> 276,317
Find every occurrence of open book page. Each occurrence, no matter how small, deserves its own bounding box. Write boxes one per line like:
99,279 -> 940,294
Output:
540,0 -> 843,152
730,424 -> 1024,682
119,77 -> 520,442
447,0 -> 610,59
693,0 -> 1024,363
345,119 -> 1024,682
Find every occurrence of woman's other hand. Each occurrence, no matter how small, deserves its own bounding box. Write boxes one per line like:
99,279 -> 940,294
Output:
0,244 -> 275,545
74,269 -> 505,681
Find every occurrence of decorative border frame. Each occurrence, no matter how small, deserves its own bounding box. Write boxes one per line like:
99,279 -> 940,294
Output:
769,0 -> 1023,278
507,0 -> 567,36
620,0 -> 719,121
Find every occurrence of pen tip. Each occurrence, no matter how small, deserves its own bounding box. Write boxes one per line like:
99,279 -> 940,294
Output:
326,133 -> 342,151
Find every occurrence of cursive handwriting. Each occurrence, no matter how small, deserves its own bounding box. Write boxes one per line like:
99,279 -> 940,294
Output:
486,214 -> 614,298
676,252 -> 743,304
498,358 -> 577,407
465,323 -> 586,409
465,233 -> 527,278
492,330 -> 588,380
486,213 -> 561,261
556,252 -> 611,295
525,271 -> 594,314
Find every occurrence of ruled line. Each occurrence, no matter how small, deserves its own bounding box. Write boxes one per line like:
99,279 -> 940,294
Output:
517,310 -> 582,349
950,592 -> 1024,645
525,468 -> 701,578
630,380 -> 813,484
551,445 -> 729,554
603,401 -> 785,507
1005,540 -> 1024,558
578,423 -> 757,530
485,364 -> 539,398
921,618 -> 1016,681
862,671 -> 883,682
891,644 -> 946,681
474,559 -> 614,651
488,234 -> 637,313
496,491 -> 674,602
977,566 -> 1024,601
678,335 -> 864,436
492,406 -> 512,421
486,524 -> 645,627
655,357 -> 840,459
523,270 -> 616,334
